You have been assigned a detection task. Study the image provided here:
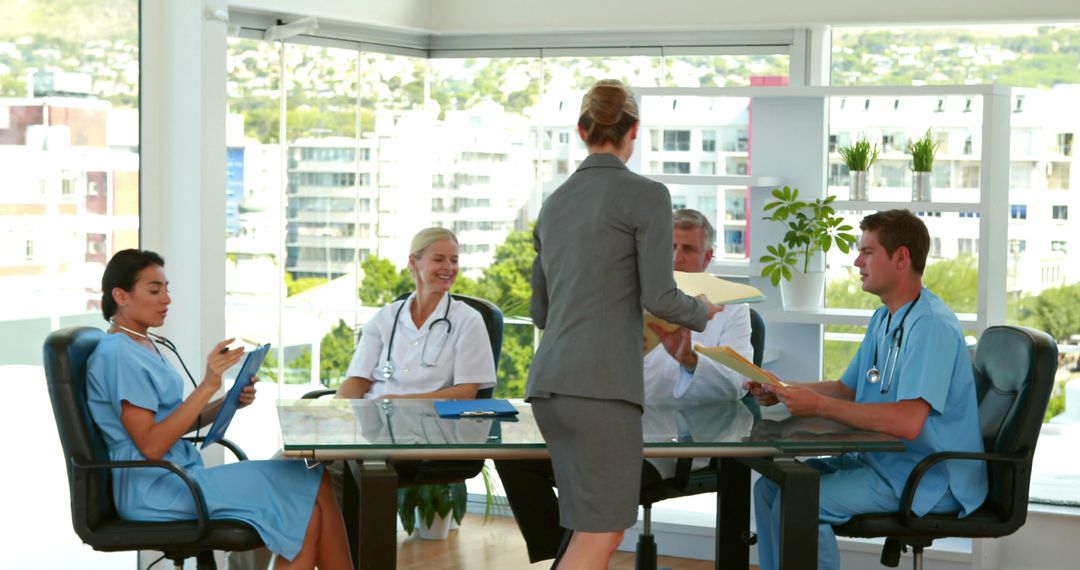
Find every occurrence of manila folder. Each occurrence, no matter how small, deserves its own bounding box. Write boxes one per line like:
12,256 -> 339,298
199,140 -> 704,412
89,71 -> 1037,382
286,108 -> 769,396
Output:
694,344 -> 785,387
643,273 -> 765,354
674,271 -> 765,304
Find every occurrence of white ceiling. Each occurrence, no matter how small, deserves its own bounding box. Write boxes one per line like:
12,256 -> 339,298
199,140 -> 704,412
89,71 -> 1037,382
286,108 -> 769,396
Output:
229,0 -> 1080,35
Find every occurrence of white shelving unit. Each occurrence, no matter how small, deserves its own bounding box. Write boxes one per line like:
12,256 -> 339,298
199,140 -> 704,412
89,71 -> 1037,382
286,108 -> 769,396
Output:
637,85 -> 1010,379
831,200 -> 981,213
649,174 -> 787,188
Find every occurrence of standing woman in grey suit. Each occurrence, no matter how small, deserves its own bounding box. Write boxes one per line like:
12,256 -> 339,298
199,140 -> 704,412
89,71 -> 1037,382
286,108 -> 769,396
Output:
527,79 -> 722,569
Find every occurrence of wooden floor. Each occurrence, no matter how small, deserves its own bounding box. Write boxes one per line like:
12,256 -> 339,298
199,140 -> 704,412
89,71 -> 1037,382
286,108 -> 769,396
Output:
396,514 -> 754,570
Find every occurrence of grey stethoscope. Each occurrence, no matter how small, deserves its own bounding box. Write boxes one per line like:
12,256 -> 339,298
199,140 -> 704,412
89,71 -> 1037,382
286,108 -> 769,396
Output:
380,295 -> 453,380
866,293 -> 920,394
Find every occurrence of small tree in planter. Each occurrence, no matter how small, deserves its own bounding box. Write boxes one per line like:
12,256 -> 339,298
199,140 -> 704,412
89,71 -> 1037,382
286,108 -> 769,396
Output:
907,129 -> 941,201
759,186 -> 858,310
837,136 -> 879,200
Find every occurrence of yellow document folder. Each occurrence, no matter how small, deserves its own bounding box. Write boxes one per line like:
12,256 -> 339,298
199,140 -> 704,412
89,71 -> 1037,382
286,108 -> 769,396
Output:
642,273 -> 765,353
693,344 -> 786,387
672,271 -> 765,304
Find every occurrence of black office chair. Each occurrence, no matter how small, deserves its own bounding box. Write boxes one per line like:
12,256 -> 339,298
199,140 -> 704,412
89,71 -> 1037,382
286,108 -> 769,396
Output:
44,326 -> 263,570
833,325 -> 1058,568
303,292 -> 504,485
634,307 -> 766,570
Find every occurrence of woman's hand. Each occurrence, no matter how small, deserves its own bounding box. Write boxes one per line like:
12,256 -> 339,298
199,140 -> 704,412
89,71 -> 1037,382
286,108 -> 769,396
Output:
696,295 -> 725,320
203,339 -> 245,391
237,375 -> 258,409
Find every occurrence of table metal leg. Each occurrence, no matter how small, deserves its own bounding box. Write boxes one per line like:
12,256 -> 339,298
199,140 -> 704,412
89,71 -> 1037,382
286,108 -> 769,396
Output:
717,457 -> 751,570
343,459 -> 398,570
738,458 -> 820,570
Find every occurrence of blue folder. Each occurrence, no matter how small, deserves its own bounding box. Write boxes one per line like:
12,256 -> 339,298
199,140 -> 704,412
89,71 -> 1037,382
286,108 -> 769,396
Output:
200,343 -> 271,449
434,399 -> 518,418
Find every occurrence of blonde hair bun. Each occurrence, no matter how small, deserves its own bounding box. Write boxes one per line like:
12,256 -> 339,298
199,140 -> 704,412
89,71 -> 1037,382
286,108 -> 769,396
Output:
410,227 -> 458,258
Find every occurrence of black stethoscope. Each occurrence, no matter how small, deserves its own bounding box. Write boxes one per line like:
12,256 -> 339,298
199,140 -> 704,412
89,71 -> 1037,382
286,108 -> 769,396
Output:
110,319 -> 203,436
380,294 -> 453,380
865,293 -> 920,394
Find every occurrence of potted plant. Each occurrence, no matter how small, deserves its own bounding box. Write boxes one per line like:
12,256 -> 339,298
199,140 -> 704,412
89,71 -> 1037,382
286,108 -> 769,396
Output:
907,129 -> 940,201
759,186 -> 857,311
397,465 -> 502,540
837,135 -> 879,201
398,482 -> 467,540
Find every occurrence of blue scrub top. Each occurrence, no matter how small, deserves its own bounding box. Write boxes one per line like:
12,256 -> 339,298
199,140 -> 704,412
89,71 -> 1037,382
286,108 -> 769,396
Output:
840,288 -> 988,517
86,333 -> 324,560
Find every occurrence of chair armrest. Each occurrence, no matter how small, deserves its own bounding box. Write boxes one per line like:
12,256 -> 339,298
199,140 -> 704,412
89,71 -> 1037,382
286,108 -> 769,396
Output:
302,389 -> 337,399
183,436 -> 249,461
897,448 -> 1031,527
71,456 -> 211,538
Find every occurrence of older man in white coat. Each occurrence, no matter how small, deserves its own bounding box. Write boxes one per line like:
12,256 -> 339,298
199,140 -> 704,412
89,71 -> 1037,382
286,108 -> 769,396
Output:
495,208 -> 754,564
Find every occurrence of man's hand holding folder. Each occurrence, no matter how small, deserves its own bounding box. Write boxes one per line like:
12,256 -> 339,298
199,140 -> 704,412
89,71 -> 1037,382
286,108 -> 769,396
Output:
643,272 -> 765,354
693,344 -> 785,387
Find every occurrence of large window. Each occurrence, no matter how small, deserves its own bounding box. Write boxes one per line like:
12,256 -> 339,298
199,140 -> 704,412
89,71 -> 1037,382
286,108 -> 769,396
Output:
833,23 -> 1080,507
223,38 -> 794,404
2,1 -> 139,566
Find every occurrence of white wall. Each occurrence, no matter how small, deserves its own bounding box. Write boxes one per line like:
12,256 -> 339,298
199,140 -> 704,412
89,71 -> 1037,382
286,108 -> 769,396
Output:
228,0 -> 1080,34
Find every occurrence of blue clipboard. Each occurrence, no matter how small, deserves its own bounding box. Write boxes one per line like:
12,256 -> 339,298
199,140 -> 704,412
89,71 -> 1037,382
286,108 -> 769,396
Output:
200,343 -> 271,449
433,399 -> 518,418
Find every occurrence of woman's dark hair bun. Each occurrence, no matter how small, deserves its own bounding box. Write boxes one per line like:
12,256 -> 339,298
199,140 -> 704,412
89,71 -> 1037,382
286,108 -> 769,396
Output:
578,79 -> 639,148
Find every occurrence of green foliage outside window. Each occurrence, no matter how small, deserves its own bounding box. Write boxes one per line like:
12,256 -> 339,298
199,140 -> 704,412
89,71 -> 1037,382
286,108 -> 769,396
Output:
824,256 -> 1080,422
823,255 -> 982,381
285,273 -> 328,297
300,228 -> 537,395
358,256 -> 414,306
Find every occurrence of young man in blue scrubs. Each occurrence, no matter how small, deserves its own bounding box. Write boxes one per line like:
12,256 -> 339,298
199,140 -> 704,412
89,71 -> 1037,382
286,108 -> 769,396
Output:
746,209 -> 988,570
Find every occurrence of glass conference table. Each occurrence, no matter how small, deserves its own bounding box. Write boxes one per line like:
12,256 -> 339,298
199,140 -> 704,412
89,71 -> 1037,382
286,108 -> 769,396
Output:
279,398 -> 902,570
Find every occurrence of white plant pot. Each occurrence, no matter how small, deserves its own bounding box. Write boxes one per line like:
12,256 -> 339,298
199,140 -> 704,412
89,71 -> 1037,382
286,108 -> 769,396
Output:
849,170 -> 868,201
912,170 -> 932,201
416,511 -> 453,540
780,271 -> 825,312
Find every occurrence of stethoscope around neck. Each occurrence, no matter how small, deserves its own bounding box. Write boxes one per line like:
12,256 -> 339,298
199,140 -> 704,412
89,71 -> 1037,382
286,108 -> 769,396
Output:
380,294 -> 453,380
865,293 -> 920,394
109,318 -> 205,436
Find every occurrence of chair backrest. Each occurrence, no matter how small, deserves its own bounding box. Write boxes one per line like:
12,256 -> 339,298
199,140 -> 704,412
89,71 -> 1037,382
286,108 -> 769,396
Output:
736,308 -> 768,419
393,292 -> 504,399
972,325 -> 1057,520
43,326 -> 113,538
749,308 -> 766,367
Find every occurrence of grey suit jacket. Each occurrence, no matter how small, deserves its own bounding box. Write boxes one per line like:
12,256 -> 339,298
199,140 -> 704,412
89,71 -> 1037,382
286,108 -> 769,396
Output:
526,152 -> 708,407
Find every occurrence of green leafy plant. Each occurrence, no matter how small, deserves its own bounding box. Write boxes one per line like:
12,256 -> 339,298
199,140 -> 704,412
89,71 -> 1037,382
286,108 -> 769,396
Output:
837,135 -> 879,171
397,465 -> 504,535
759,187 -> 857,286
907,128 -> 941,172
398,482 -> 467,535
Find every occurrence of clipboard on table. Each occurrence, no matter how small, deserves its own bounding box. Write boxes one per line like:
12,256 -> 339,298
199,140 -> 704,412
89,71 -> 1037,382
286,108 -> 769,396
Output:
643,272 -> 765,354
693,344 -> 786,387
434,399 -> 519,418
200,343 -> 271,449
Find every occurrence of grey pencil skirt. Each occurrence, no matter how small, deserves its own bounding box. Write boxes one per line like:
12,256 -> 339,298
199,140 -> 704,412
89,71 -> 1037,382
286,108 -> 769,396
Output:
530,393 -> 644,532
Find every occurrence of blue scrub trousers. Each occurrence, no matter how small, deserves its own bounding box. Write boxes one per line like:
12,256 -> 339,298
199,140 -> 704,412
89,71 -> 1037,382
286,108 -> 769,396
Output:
753,455 -> 961,570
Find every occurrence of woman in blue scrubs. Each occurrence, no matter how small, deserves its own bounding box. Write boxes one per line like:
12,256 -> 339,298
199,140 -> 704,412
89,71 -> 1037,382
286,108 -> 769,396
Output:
86,249 -> 351,569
